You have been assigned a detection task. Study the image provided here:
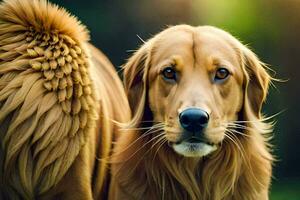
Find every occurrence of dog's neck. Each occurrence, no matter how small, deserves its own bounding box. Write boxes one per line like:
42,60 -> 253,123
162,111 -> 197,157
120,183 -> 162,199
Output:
113,124 -> 272,200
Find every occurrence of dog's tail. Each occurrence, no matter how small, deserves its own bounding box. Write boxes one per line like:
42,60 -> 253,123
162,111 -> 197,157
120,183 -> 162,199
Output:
0,0 -> 99,198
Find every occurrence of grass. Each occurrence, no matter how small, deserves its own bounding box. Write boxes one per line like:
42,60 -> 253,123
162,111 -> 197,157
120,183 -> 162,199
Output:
270,178 -> 300,200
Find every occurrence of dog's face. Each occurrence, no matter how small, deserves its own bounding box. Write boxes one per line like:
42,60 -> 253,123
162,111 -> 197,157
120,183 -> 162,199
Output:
124,25 -> 270,158
147,27 -> 244,157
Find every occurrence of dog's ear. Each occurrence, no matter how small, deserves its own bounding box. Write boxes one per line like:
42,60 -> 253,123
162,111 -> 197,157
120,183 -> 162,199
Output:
241,46 -> 270,119
123,42 -> 152,127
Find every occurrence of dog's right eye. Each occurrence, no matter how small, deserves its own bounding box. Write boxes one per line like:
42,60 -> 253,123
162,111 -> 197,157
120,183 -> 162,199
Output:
162,67 -> 177,82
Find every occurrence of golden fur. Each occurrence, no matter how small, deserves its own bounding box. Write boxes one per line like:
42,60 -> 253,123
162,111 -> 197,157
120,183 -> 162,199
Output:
0,0 -> 130,199
110,25 -> 273,200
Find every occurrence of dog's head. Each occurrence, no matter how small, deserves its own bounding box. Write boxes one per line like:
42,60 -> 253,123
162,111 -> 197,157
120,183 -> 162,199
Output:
124,25 -> 270,158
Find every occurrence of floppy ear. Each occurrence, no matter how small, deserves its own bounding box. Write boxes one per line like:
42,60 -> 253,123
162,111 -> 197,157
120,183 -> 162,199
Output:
123,43 -> 152,127
241,46 -> 271,119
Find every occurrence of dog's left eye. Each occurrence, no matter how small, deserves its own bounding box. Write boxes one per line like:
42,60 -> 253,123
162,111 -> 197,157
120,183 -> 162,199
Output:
162,67 -> 177,82
214,68 -> 230,81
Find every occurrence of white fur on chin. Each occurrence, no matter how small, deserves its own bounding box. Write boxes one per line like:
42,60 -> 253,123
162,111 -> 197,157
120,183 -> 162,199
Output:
173,142 -> 217,157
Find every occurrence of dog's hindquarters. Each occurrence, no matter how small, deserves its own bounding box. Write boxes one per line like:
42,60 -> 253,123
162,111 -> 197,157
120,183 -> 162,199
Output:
0,0 -> 130,199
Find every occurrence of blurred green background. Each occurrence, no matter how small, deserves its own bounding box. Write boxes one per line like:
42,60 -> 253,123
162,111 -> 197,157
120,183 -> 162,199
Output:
52,0 -> 300,199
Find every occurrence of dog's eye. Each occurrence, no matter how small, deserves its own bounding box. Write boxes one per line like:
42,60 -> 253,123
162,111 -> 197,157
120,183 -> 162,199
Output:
214,68 -> 230,81
162,67 -> 177,81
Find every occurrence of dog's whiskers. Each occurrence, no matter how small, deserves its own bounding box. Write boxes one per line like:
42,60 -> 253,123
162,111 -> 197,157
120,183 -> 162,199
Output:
229,128 -> 250,138
224,129 -> 247,162
120,132 -> 167,171
116,131 -> 165,163
221,122 -> 257,137
103,125 -> 165,161
226,110 -> 283,124
225,125 -> 251,138
120,122 -> 164,131
163,126 -> 181,134
224,132 -> 241,151
152,138 -> 167,162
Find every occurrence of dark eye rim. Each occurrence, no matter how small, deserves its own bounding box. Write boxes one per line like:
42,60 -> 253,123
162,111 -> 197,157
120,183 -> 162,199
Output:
214,67 -> 230,82
161,66 -> 177,82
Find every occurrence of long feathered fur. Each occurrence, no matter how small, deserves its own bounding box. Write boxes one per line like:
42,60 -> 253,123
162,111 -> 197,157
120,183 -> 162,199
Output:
0,0 -> 130,199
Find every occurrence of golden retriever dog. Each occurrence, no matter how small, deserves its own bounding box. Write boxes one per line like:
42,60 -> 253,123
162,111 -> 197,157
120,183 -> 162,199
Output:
110,25 -> 273,200
0,0 -> 130,199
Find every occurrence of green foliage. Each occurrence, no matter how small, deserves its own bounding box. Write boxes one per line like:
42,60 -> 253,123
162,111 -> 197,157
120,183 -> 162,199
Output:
271,179 -> 300,200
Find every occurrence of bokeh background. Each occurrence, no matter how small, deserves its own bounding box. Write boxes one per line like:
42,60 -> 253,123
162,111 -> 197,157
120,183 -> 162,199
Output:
52,0 -> 300,199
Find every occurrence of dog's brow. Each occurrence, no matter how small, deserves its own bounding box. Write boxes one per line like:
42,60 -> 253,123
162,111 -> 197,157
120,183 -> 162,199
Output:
212,58 -> 231,66
172,55 -> 184,71
205,57 -> 234,72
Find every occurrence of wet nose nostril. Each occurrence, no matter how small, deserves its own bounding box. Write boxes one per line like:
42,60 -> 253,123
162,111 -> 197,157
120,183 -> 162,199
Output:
199,113 -> 209,124
180,115 -> 190,126
179,108 -> 209,132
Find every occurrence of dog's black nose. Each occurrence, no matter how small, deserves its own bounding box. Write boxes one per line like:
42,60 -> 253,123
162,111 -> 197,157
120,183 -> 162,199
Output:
179,108 -> 209,133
